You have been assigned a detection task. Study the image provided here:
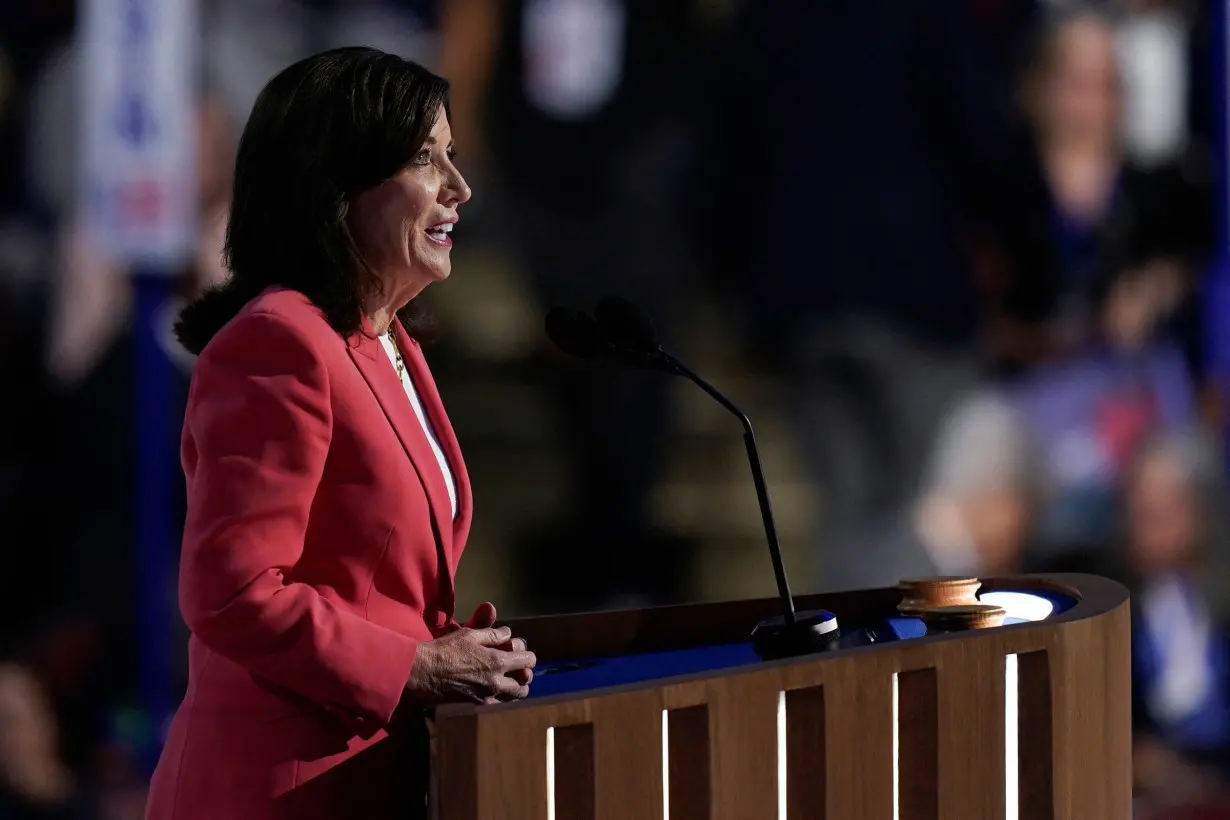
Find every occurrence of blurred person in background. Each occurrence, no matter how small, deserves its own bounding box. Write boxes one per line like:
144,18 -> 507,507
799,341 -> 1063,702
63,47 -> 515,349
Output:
0,1 -> 77,667
0,0 -> 74,221
1011,215 -> 1202,554
830,392 -> 1038,591
1003,4 -> 1212,367
0,11 -> 243,776
1124,430 -> 1230,813
694,0 -> 1031,590
0,663 -> 84,820
14,78 -> 237,775
442,0 -> 720,610
146,49 -> 535,820
997,4 -> 1214,555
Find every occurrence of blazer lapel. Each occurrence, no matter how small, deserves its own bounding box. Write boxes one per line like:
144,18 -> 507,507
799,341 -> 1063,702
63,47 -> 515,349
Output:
346,318 -> 455,574
394,322 -> 473,577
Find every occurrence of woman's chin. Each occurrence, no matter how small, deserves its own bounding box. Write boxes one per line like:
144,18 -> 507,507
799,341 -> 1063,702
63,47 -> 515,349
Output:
400,260 -> 451,288
410,248 -> 452,283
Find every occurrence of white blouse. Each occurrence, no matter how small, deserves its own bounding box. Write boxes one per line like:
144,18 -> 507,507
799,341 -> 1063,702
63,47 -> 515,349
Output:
378,333 -> 458,520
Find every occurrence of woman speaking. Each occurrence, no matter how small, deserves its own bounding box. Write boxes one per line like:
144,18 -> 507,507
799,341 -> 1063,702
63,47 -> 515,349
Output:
144,48 -> 536,820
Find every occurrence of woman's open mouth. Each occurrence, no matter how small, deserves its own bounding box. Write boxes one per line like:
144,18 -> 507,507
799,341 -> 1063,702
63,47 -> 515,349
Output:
425,222 -> 454,247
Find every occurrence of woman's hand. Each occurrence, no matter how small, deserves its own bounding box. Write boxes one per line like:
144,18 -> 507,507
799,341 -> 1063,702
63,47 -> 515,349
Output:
406,626 -> 536,705
463,601 -> 498,630
459,602 -> 534,691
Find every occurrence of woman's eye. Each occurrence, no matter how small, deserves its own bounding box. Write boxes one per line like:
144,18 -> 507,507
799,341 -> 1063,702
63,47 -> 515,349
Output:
411,149 -> 431,166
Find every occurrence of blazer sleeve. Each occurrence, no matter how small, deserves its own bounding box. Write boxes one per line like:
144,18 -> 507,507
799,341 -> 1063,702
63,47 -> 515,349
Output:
178,309 -> 419,729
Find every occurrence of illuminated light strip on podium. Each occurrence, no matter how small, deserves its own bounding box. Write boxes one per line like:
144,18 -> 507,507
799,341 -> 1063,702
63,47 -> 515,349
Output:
890,657 -> 1023,819
544,591 -> 1050,817
777,690 -> 787,819
661,710 -> 670,820
892,672 -> 900,820
1006,654 -> 1019,820
545,726 -> 556,820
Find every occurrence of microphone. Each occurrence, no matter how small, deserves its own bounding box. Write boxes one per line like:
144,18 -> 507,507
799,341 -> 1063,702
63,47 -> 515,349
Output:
544,307 -> 613,361
592,296 -> 661,357
550,296 -> 839,661
546,303 -> 676,374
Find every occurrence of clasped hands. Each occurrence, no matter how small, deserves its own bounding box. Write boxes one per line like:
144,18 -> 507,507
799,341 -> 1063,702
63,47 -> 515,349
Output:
405,602 -> 537,706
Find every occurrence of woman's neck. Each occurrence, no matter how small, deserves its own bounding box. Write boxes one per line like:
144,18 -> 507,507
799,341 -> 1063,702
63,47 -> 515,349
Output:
365,289 -> 413,336
368,306 -> 399,336
364,275 -> 425,335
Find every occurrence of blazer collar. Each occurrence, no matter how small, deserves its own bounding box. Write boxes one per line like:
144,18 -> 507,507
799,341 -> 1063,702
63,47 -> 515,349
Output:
347,313 -> 382,360
346,319 -> 454,563
391,321 -> 473,565
345,316 -> 472,578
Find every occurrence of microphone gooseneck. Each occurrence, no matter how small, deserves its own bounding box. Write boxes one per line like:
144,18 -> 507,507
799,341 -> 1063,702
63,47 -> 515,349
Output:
571,296 -> 840,660
663,357 -> 797,626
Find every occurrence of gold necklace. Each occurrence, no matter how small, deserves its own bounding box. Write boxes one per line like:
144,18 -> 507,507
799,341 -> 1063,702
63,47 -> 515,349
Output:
389,332 -> 406,382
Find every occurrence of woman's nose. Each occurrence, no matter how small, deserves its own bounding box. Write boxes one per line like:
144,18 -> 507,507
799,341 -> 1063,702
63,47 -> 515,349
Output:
445,169 -> 471,207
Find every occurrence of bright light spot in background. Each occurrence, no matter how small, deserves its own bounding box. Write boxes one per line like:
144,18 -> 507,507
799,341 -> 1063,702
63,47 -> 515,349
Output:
979,592 -> 1055,622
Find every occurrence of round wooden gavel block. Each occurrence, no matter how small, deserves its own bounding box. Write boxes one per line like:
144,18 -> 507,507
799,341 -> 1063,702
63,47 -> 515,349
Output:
897,576 -> 981,616
920,604 -> 1007,634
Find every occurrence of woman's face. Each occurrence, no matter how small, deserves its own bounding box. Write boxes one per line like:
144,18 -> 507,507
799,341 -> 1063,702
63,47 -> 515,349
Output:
350,107 -> 471,297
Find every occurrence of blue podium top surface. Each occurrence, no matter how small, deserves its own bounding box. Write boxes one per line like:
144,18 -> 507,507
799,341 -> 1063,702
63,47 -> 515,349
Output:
528,587 -> 1076,699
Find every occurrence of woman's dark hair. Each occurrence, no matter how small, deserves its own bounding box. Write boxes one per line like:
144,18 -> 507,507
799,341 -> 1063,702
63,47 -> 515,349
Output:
175,47 -> 449,355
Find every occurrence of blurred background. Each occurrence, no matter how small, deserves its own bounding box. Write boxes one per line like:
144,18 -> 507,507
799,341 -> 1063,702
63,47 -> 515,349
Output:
1,0 -> 1229,816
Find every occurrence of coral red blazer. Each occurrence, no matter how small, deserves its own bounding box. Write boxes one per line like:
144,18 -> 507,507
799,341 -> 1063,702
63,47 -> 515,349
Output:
145,288 -> 472,820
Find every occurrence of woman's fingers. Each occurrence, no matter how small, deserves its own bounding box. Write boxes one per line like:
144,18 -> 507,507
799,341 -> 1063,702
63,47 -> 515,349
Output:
479,672 -> 529,702
465,602 -> 498,629
498,649 -> 537,673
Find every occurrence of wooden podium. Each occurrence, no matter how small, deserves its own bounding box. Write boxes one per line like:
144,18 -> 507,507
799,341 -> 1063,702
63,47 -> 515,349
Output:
429,574 -> 1130,819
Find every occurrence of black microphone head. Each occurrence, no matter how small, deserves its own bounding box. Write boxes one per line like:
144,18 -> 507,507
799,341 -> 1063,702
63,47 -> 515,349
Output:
544,307 -> 611,360
594,296 -> 660,354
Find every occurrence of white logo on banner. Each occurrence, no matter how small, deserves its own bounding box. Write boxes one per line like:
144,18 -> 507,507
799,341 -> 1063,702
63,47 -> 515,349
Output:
522,0 -> 626,120
80,0 -> 198,268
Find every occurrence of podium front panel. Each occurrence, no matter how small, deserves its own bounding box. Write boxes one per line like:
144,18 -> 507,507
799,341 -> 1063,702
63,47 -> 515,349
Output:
431,573 -> 1130,820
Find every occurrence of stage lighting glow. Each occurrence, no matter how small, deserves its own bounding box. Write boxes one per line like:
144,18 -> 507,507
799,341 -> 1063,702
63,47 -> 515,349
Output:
978,591 -> 1055,622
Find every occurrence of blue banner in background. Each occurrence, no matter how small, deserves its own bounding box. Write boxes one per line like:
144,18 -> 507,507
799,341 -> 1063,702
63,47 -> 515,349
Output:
81,0 -> 198,269
80,0 -> 199,769
1213,1 -> 1230,474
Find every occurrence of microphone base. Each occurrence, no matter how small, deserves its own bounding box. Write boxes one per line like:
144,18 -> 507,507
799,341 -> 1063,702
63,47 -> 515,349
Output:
752,610 -> 840,661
